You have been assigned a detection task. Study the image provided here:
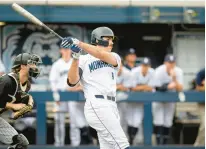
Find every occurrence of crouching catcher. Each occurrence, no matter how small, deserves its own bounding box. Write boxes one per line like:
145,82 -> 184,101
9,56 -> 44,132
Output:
0,53 -> 42,149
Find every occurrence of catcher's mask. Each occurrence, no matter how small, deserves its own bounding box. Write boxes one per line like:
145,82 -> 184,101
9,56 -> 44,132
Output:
91,26 -> 115,47
12,53 -> 42,78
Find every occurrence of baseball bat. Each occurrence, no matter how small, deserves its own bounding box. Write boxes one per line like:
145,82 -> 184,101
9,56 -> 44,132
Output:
11,3 -> 63,40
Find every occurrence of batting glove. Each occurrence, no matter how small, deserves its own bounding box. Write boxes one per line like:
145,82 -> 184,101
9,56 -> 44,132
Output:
70,44 -> 82,59
72,52 -> 81,59
70,44 -> 82,53
60,37 -> 80,49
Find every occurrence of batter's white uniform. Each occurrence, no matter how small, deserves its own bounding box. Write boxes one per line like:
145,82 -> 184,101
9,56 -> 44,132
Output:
127,66 -> 154,128
78,53 -> 129,149
49,58 -> 88,146
152,64 -> 183,127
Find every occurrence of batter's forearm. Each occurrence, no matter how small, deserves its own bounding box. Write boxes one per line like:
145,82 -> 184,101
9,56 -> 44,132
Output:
79,42 -> 105,58
78,42 -> 117,66
68,59 -> 80,84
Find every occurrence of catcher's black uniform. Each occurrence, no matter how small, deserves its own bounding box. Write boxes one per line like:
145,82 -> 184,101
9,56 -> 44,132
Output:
0,52 -> 42,149
0,74 -> 18,108
0,72 -> 30,147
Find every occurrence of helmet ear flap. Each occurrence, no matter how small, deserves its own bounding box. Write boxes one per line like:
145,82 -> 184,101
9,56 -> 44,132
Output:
91,33 -> 96,45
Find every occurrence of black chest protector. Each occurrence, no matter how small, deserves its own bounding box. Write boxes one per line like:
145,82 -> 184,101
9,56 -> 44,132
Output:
7,72 -> 31,103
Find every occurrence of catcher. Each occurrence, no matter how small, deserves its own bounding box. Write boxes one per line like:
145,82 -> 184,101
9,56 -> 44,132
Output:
0,53 -> 42,149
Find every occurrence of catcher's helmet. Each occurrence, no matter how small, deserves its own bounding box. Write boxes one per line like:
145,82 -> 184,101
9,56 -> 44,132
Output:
12,53 -> 42,78
91,26 -> 114,47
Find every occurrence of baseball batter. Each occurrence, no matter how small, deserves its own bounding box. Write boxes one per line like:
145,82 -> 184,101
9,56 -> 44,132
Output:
49,48 -> 90,147
0,53 -> 42,149
61,27 -> 130,149
152,54 -> 183,145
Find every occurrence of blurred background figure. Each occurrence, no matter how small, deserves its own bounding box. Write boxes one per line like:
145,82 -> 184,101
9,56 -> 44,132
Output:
49,47 -> 72,147
152,54 -> 184,145
124,48 -> 137,71
120,48 -> 139,145
128,57 -> 154,145
49,48 -> 91,147
116,59 -> 132,135
194,68 -> 205,146
0,59 -> 5,76
195,68 -> 205,92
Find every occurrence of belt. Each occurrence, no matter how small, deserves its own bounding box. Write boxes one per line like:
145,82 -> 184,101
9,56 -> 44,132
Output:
95,95 -> 116,102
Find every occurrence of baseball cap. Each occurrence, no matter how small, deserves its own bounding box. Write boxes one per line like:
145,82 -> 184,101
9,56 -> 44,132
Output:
141,57 -> 151,65
164,54 -> 176,62
125,48 -> 136,56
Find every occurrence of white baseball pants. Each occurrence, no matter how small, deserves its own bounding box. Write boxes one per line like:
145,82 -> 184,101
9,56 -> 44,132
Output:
84,98 -> 130,149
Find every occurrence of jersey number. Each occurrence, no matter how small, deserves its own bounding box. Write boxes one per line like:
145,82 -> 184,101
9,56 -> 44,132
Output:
111,72 -> 114,80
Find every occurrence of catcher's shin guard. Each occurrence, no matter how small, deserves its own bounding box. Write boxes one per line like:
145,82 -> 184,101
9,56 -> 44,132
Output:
7,134 -> 29,149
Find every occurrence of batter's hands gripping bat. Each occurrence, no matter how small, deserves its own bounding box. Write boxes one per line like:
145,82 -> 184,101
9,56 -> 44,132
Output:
11,3 -> 63,40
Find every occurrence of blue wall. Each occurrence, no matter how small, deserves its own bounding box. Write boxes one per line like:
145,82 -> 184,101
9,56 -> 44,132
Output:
0,5 -> 204,23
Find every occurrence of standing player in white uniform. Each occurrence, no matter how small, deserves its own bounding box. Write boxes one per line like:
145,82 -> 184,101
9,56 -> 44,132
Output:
49,48 -> 90,147
116,61 -> 132,134
121,48 -> 143,145
152,54 -> 183,145
61,26 -> 130,149
127,57 -> 154,145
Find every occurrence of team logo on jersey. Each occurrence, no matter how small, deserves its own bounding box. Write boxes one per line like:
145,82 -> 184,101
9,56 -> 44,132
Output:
88,60 -> 113,72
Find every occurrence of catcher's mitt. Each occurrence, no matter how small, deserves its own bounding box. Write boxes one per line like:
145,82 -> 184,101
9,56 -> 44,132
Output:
13,93 -> 34,120
13,105 -> 33,120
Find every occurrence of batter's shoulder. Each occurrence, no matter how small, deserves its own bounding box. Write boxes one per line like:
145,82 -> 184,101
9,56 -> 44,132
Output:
111,52 -> 121,58
111,52 -> 119,55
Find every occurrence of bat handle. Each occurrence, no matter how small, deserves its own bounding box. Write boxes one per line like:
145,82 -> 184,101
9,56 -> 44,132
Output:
42,24 -> 63,40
